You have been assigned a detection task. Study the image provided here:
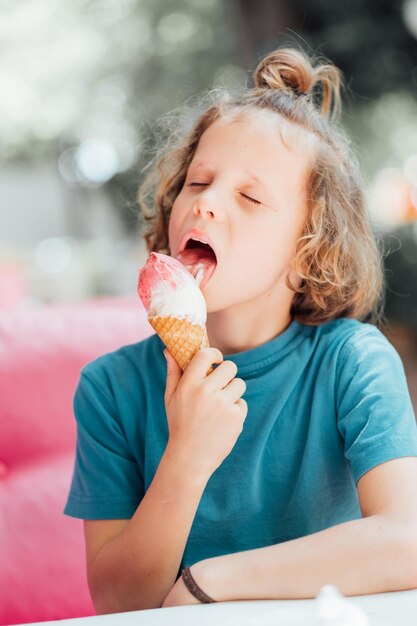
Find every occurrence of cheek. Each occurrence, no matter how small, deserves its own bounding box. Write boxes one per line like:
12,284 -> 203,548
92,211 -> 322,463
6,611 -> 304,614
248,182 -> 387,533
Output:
237,229 -> 285,262
168,201 -> 181,244
232,231 -> 294,280
167,216 -> 174,244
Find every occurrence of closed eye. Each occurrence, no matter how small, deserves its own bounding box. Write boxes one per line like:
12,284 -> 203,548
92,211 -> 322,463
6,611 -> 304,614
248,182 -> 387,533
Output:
188,183 -> 261,206
241,193 -> 261,205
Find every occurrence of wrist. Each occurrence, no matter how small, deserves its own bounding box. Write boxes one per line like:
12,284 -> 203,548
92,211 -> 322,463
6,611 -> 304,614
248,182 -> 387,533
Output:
191,558 -> 223,603
182,565 -> 216,603
163,443 -> 210,490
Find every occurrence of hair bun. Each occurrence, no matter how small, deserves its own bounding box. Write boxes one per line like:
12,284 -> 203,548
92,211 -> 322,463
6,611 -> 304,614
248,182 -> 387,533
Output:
253,47 -> 343,120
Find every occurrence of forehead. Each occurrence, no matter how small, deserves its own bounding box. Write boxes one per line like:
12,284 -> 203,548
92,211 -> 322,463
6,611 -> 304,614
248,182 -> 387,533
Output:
191,108 -> 314,192
223,107 -> 316,152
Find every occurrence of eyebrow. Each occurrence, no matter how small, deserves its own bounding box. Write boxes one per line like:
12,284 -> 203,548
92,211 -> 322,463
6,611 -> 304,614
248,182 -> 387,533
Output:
244,169 -> 265,187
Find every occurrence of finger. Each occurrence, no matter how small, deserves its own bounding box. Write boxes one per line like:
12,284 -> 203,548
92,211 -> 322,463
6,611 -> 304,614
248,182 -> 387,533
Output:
182,347 -> 224,383
235,397 -> 248,418
221,377 -> 247,403
164,349 -> 183,403
205,359 -> 238,389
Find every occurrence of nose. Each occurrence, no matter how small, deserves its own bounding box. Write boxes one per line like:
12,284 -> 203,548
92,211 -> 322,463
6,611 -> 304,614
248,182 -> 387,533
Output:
192,189 -> 226,221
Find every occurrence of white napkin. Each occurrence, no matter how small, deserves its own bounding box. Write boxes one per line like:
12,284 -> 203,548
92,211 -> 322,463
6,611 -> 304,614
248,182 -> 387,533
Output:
314,585 -> 370,626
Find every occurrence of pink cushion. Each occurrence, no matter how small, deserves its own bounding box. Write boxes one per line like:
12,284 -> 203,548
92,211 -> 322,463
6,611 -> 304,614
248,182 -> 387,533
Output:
0,298 -> 154,625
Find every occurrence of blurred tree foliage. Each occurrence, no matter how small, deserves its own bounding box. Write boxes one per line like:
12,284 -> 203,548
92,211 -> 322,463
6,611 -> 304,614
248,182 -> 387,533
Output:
115,0 -> 417,214
237,0 -> 417,98
3,0 -> 416,209
2,0 -> 417,327
383,224 -> 417,332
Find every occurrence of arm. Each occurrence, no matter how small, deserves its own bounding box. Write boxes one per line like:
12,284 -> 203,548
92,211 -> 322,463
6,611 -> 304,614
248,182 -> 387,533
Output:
86,345 -> 247,614
87,444 -> 208,614
187,457 -> 417,602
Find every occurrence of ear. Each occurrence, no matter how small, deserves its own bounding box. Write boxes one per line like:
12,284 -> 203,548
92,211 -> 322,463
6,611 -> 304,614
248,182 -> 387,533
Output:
287,264 -> 302,290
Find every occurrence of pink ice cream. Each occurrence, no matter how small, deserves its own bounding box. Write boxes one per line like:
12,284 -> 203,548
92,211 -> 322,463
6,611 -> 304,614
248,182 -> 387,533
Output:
137,252 -> 207,326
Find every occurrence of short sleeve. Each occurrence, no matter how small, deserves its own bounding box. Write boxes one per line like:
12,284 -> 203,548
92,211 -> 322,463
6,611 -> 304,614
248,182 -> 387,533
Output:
63,369 -> 144,519
336,327 -> 417,484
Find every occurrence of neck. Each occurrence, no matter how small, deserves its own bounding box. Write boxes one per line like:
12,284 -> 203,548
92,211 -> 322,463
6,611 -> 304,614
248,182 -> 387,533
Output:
206,301 -> 293,356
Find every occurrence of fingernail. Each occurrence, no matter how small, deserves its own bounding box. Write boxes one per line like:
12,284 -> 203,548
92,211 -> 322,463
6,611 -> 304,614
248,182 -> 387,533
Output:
163,350 -> 168,361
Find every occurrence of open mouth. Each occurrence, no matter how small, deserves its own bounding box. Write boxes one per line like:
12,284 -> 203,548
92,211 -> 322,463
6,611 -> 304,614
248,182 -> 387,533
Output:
176,238 -> 217,289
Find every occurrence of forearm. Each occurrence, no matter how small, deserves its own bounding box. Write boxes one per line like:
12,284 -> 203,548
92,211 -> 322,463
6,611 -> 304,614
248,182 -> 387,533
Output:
196,515 -> 417,601
88,444 -> 209,613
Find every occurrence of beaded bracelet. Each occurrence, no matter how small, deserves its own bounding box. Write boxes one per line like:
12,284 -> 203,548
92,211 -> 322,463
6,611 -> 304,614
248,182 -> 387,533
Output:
181,566 -> 216,603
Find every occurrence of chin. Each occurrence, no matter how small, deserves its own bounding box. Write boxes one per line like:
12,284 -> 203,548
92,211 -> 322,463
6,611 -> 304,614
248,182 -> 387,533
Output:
205,295 -> 239,316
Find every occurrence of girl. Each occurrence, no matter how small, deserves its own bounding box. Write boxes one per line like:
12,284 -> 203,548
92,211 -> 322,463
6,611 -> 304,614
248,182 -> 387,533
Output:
64,47 -> 417,613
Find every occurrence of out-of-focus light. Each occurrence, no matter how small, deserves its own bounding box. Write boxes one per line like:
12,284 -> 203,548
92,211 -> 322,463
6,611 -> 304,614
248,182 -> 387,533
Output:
35,238 -> 74,274
74,139 -> 119,185
0,73 -> 38,126
93,74 -> 131,111
411,186 -> 417,210
115,137 -> 139,171
0,1 -> 49,40
402,0 -> 417,38
185,0 -> 219,8
367,167 -> 411,227
86,0 -> 132,26
410,187 -> 417,212
391,123 -> 417,154
157,12 -> 197,43
185,23 -> 213,52
118,16 -> 152,53
404,154 -> 417,185
58,147 -> 78,184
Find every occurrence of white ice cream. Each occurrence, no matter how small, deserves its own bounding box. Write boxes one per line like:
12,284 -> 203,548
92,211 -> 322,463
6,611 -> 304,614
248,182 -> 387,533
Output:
148,267 -> 207,326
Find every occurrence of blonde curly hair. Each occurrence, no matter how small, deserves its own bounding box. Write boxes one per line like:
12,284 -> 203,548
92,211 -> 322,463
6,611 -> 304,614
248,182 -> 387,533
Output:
137,46 -> 385,326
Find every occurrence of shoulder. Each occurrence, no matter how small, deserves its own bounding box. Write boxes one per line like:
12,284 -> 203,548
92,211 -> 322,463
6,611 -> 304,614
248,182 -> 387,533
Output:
323,319 -> 409,412
80,332 -> 163,385
75,333 -> 165,410
314,316 -> 381,344
304,318 -> 405,394
313,317 -> 399,369
72,332 -> 164,427
332,320 -> 401,374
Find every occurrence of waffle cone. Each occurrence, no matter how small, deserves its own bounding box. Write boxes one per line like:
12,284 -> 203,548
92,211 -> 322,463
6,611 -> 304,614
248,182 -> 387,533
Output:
149,316 -> 214,375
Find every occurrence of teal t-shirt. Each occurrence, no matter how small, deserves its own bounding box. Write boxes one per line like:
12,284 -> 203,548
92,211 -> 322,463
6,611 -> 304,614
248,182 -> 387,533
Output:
64,317 -> 417,571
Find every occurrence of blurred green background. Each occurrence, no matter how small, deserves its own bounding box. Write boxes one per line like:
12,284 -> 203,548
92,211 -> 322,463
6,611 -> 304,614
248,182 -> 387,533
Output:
1,1 -> 417,362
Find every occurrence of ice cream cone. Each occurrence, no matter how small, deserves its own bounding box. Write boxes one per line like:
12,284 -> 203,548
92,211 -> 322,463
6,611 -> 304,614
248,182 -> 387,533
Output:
149,315 -> 214,375
138,252 -> 215,376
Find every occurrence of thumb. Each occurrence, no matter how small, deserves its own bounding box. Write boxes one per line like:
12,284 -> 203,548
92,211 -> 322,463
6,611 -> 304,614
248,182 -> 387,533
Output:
164,349 -> 182,402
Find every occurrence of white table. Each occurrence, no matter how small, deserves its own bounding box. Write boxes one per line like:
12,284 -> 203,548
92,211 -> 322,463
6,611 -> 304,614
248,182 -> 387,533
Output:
20,588 -> 417,626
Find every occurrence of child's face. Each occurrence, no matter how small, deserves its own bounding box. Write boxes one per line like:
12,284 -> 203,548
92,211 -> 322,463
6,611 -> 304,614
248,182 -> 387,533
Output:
168,110 -> 310,315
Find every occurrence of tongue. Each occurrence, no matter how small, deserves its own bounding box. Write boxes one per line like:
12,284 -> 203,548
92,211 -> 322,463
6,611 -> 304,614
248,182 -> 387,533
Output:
176,248 -> 217,288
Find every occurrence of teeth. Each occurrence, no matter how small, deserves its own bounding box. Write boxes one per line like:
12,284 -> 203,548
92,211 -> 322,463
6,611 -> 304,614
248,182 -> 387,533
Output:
183,234 -> 212,251
188,237 -> 210,248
